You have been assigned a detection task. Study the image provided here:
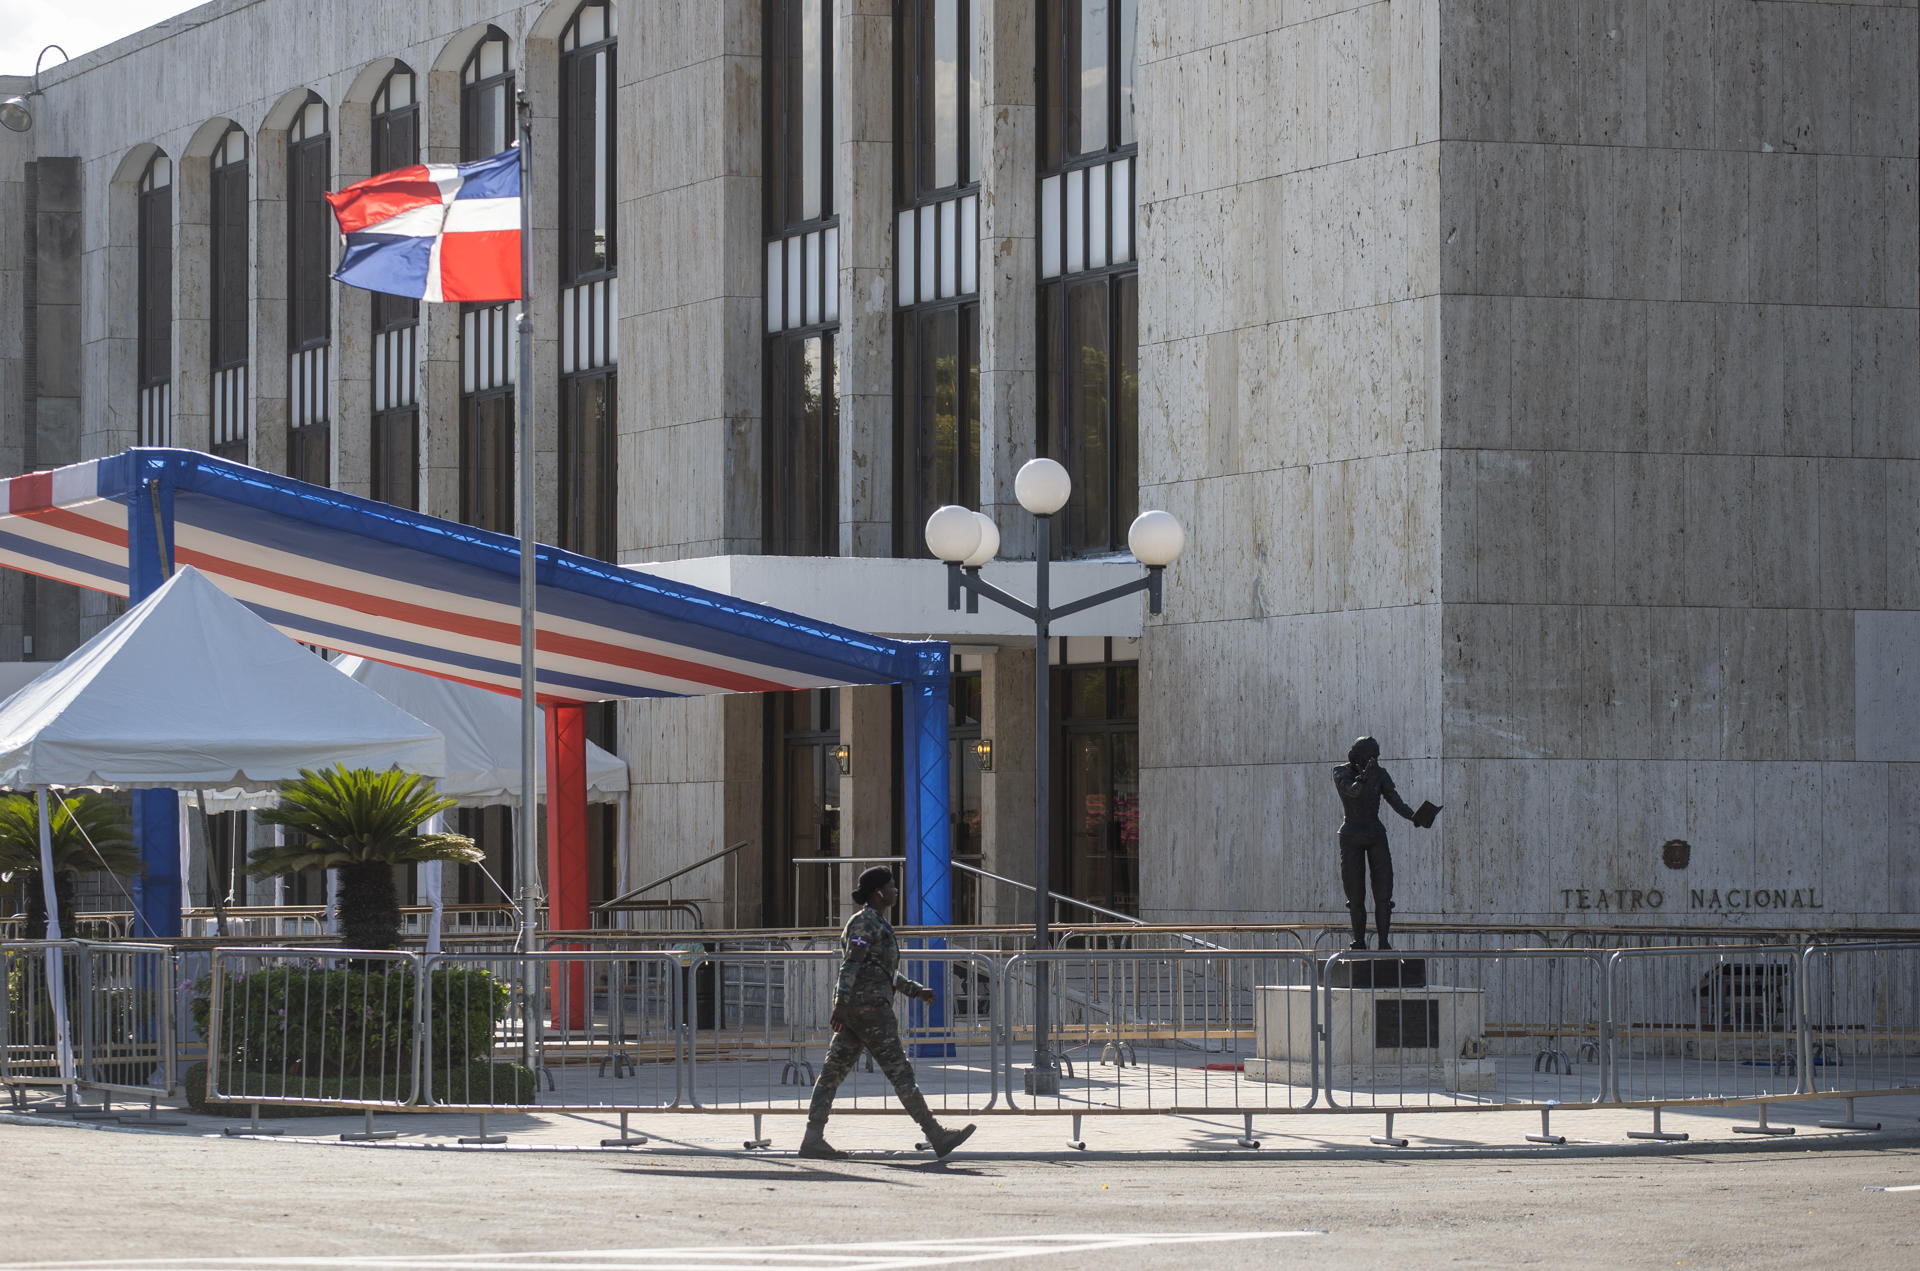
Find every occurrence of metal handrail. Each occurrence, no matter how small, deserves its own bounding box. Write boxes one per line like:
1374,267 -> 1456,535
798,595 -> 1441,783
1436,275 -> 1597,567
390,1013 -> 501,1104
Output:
948,860 -> 1142,928
598,841 -> 750,909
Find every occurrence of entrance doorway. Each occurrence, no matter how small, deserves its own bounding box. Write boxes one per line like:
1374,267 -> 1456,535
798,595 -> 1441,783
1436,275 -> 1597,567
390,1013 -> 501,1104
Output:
1057,659 -> 1140,915
766,689 -> 841,927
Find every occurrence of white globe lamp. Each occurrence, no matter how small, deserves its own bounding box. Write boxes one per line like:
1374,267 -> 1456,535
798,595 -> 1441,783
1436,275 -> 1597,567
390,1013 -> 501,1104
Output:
962,512 -> 1001,568
924,504 -> 983,563
1014,458 -> 1072,517
1127,510 -> 1185,567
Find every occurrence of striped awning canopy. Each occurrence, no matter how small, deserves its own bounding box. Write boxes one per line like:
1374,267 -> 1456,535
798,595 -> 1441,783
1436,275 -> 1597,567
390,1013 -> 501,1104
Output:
0,449 -> 941,702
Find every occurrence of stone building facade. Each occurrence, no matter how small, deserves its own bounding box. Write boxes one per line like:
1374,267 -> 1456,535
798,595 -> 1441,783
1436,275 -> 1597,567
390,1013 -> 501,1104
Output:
2,1 -> 1915,931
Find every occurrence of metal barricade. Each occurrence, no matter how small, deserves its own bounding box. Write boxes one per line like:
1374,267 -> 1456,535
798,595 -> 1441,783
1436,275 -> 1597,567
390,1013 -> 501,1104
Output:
1,941 -> 82,1098
1607,945 -> 1805,1107
77,942 -> 175,1100
1002,949 -> 1319,1114
1801,941 -> 1920,1100
1318,949 -> 1609,1112
205,948 -> 421,1109
418,949 -> 684,1112
683,948 -> 1000,1115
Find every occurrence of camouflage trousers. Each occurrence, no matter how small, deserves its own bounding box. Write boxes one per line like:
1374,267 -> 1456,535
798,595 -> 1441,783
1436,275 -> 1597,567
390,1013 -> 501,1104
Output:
807,1002 -> 929,1125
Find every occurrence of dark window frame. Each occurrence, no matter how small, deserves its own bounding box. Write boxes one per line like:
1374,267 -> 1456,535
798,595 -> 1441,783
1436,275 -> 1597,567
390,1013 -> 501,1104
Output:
1038,269 -> 1137,556
1039,0 -> 1138,174
460,28 -> 516,162
893,298 -> 980,555
559,1 -> 617,285
371,63 -> 421,335
763,327 -> 840,557
895,0 -> 981,208
286,93 -> 331,354
137,154 -> 172,390
763,0 -> 836,237
209,123 -> 250,375
458,388 -> 516,533
558,368 -> 618,560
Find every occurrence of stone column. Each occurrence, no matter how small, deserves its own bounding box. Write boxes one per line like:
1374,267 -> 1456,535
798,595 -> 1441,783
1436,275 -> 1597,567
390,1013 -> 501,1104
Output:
171,153 -> 211,456
835,0 -> 895,558
250,129 -> 289,475
837,683 -> 897,870
418,68 -> 463,520
331,98 -> 374,498
979,644 -> 1037,924
975,0 -> 1038,557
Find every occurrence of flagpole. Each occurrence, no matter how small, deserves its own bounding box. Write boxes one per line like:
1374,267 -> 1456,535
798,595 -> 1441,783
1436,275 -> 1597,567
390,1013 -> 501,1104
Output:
514,88 -> 539,964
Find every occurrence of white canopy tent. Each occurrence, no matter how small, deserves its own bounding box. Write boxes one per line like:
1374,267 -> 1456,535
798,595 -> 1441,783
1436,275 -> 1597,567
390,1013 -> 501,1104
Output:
0,565 -> 446,1093
198,654 -> 634,949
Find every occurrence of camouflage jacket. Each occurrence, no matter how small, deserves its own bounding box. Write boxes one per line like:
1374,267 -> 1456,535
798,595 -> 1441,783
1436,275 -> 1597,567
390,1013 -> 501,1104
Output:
833,904 -> 926,1008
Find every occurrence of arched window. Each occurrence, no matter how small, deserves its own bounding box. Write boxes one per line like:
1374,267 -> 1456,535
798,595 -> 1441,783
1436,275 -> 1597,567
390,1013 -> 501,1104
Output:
287,93 -> 331,485
559,1 -> 617,560
209,123 -> 250,463
762,0 -> 838,556
459,28 -> 516,532
1038,1 -> 1138,556
894,0 -> 982,555
137,152 -> 173,446
370,62 -> 420,509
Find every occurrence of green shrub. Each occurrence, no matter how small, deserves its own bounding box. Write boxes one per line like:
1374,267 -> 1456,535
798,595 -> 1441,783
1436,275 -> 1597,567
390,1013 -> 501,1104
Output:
190,963 -> 508,1080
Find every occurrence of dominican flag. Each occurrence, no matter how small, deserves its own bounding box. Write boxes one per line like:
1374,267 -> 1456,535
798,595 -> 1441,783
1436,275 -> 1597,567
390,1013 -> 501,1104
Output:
325,148 -> 522,302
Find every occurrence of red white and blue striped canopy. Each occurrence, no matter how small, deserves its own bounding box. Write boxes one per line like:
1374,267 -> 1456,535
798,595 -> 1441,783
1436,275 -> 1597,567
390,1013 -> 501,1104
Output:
0,449 -> 939,702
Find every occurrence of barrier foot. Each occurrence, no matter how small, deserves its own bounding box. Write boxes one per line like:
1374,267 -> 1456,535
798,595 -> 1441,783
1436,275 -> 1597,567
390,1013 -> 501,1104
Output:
743,1113 -> 771,1151
340,1109 -> 398,1142
72,1093 -> 118,1121
119,1096 -> 186,1128
1370,1112 -> 1408,1148
1526,1106 -> 1567,1146
1625,1106 -> 1689,1142
1732,1105 -> 1795,1136
1818,1098 -> 1881,1133
459,1112 -> 506,1145
1235,1113 -> 1261,1150
601,1111 -> 649,1148
1067,1113 -> 1087,1151
223,1104 -> 284,1137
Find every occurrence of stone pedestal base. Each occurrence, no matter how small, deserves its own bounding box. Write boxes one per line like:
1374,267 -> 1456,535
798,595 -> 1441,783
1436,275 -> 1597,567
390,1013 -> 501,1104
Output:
1246,982 -> 1487,1091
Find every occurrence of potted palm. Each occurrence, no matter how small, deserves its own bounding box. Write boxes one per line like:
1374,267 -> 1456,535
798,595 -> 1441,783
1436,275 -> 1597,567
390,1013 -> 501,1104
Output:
247,766 -> 481,951
0,792 -> 141,938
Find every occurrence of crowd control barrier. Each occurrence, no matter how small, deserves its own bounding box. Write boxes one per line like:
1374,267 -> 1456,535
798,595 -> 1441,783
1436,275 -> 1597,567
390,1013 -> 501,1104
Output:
7,937 -> 1919,1145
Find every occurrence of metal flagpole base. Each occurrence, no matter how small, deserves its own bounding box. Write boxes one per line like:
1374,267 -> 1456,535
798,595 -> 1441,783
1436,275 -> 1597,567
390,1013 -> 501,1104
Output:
1732,1104 -> 1795,1136
1023,1061 -> 1060,1096
1818,1098 -> 1881,1132
340,1108 -> 398,1142
601,1111 -> 649,1147
1625,1106 -> 1689,1142
460,1112 -> 506,1144
1371,1111 -> 1408,1147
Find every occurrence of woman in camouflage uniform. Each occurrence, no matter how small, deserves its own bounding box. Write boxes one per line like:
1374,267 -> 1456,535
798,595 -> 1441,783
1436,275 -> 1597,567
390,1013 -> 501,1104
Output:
799,865 -> 977,1159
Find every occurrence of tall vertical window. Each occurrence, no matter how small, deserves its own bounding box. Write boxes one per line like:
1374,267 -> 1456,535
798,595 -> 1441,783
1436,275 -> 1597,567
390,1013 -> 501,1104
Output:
460,29 -> 516,533
895,0 -> 981,554
137,153 -> 173,446
286,94 -> 331,486
559,1 -> 617,560
1038,1 -> 1137,555
763,0 -> 838,556
209,124 -> 251,464
370,64 -> 420,509
1056,651 -> 1140,914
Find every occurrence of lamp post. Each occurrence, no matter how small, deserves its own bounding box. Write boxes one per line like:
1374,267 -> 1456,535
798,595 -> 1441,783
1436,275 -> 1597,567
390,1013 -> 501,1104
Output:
925,458 -> 1184,1094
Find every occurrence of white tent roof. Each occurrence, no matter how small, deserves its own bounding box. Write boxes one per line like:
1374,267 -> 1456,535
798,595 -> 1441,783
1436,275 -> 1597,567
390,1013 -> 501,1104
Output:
326,655 -> 628,807
0,565 -> 445,790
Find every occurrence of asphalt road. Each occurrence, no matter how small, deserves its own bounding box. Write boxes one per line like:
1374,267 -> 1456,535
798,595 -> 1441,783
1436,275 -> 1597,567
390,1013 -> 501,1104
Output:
4,1121 -> 1917,1270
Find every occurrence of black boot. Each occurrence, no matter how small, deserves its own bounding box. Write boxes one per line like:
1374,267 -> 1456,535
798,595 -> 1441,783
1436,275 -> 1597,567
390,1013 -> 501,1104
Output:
798,1117 -> 847,1160
1375,905 -> 1393,951
902,1090 -> 976,1159
1348,908 -> 1369,950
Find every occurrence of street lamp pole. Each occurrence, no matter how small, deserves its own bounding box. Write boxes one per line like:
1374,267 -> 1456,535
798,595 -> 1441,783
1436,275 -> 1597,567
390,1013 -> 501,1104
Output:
926,459 -> 1184,1095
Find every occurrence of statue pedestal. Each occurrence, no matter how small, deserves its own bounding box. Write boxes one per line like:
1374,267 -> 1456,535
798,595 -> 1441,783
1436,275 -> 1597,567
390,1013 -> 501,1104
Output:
1244,967 -> 1486,1088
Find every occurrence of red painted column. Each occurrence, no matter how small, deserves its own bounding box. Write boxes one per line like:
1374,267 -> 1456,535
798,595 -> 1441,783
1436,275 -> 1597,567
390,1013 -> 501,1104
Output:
545,702 -> 590,1029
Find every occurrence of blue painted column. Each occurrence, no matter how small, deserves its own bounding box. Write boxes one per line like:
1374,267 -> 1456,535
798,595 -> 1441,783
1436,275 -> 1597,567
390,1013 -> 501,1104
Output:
127,467 -> 181,939
901,647 -> 954,1057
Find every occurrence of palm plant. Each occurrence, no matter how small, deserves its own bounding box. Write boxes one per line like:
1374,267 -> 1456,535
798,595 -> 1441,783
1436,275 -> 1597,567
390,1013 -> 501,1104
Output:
249,767 -> 480,951
0,792 -> 142,938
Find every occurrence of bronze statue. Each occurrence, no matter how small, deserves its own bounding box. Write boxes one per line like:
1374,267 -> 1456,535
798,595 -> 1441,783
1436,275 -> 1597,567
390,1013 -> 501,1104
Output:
1332,736 -> 1438,950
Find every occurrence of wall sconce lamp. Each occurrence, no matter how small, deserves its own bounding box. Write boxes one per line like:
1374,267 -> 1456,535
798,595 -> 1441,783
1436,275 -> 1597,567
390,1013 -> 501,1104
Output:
972,739 -> 993,772
832,743 -> 851,776
1,46 -> 72,134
